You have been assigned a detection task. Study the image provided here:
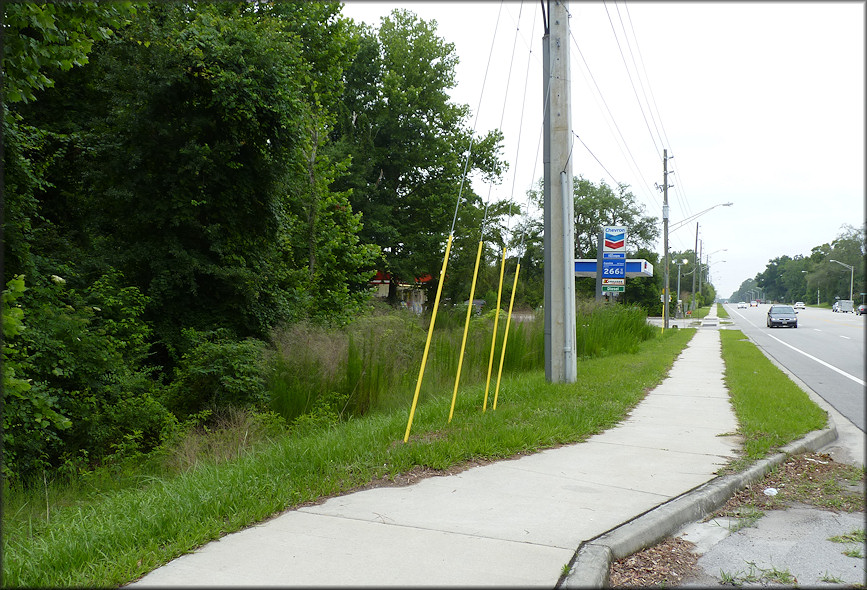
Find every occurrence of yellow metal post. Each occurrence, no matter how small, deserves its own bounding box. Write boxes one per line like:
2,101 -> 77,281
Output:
661,291 -> 665,333
483,247 -> 507,411
449,240 -> 484,422
493,263 -> 520,410
404,234 -> 454,443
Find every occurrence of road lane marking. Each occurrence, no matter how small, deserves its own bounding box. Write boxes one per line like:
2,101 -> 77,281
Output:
766,333 -> 865,386
840,335 -> 851,340
729,309 -> 757,327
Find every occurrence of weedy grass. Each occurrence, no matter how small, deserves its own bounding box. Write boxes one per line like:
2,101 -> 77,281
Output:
829,529 -> 866,544
2,319 -> 694,588
718,329 -> 827,467
716,303 -> 729,318
720,561 -> 797,586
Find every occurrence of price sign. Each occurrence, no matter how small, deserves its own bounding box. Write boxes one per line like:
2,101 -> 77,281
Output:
602,259 -> 625,278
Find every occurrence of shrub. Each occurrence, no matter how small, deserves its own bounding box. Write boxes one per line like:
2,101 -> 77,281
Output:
164,328 -> 268,419
3,271 -> 172,484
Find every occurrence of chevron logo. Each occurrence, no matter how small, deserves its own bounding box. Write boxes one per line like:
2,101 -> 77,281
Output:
604,236 -> 625,249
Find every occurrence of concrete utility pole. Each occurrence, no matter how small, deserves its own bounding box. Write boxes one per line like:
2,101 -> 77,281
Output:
697,239 -> 703,299
542,0 -> 577,383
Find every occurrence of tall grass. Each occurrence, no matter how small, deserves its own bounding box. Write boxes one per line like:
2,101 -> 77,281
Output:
574,300 -> 658,358
265,300 -> 655,425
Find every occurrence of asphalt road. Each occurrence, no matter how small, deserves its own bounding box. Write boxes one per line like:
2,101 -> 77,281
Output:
722,303 -> 865,431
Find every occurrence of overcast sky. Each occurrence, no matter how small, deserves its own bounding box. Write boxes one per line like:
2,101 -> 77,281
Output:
340,1 -> 865,299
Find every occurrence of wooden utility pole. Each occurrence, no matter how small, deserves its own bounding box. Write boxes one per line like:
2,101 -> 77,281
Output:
691,222 -> 699,311
662,149 -> 670,329
542,0 -> 577,383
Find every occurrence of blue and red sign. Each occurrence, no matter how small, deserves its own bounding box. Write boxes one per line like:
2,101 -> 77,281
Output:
603,226 -> 627,252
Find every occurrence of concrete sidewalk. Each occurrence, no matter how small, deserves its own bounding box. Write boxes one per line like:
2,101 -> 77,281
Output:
131,320 -> 744,587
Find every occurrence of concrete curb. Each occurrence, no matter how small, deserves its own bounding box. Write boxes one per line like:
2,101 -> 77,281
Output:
559,422 -> 838,588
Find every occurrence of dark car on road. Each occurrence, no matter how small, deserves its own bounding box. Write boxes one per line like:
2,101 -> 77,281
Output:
856,304 -> 867,316
767,304 -> 798,328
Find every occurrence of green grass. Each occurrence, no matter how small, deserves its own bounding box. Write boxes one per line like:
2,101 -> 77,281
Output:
717,303 -> 729,318
2,328 -> 695,587
719,330 -> 827,467
690,305 -> 710,319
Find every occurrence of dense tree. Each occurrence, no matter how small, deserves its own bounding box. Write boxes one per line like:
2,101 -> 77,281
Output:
16,3 -> 379,353
1,2 -> 383,481
510,176 -> 660,309
734,224 -> 865,305
332,9 -> 506,303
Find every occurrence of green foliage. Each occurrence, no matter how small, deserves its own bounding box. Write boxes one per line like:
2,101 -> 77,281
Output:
331,9 -> 507,296
1,2 -> 137,104
2,275 -> 72,479
4,270 -> 174,484
510,176 -> 660,310
516,176 -> 659,261
164,329 -> 267,420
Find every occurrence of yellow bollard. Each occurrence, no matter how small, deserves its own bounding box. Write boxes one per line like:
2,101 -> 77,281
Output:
449,240 -> 484,422
404,234 -> 453,443
483,247 -> 507,412
493,263 -> 520,410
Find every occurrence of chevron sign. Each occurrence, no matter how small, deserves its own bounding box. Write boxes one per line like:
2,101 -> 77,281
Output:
602,226 -> 627,253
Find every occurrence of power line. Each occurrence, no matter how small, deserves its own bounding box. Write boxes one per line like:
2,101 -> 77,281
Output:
602,0 -> 662,160
452,0 -> 505,234
573,132 -> 623,189
622,2 -> 693,218
569,32 -> 660,214
615,2 -> 666,157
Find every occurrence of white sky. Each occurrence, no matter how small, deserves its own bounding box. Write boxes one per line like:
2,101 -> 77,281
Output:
340,1 -> 865,298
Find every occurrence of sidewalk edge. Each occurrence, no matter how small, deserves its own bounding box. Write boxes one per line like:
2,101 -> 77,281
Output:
559,422 -> 838,588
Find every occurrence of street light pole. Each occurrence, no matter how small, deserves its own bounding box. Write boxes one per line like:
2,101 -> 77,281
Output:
829,259 -> 854,301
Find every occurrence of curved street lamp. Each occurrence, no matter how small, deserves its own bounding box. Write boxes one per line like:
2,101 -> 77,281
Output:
829,259 -> 854,301
670,202 -> 734,233
667,203 -> 733,319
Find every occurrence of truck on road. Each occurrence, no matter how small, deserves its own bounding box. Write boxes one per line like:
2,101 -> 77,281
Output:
833,299 -> 854,313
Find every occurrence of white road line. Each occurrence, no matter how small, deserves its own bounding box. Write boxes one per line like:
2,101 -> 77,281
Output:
840,335 -> 851,340
730,309 -> 756,328
766,333 -> 865,386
